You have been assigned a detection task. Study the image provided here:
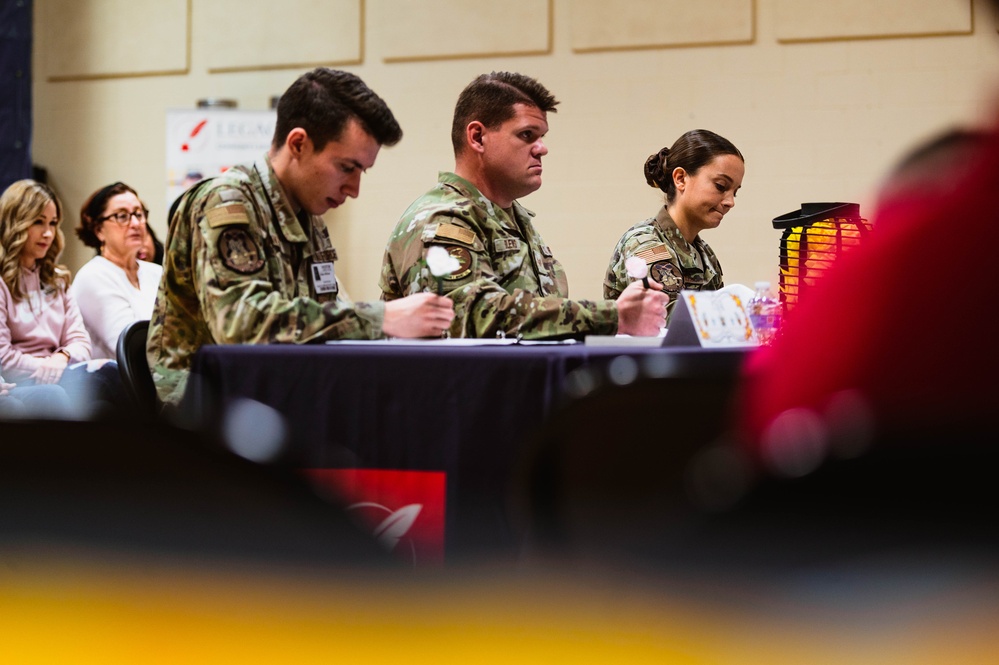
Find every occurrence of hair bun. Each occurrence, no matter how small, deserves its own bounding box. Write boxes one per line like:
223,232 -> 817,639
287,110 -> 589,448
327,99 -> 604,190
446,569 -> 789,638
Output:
643,146 -> 670,191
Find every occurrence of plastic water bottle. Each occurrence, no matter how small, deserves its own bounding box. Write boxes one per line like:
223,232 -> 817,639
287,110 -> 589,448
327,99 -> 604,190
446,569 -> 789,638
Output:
748,281 -> 781,345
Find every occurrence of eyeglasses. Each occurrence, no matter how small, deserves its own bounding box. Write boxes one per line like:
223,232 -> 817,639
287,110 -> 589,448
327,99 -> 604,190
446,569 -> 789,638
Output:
101,209 -> 147,225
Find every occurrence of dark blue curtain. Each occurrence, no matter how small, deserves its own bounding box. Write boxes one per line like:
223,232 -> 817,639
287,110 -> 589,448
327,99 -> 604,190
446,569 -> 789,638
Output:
1,0 -> 32,192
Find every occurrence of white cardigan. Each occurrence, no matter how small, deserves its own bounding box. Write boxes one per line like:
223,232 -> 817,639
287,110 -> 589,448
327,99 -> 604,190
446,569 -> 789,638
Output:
69,256 -> 163,359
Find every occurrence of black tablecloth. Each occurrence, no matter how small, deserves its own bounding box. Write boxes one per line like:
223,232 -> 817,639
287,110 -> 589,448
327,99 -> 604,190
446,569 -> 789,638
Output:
186,341 -> 746,559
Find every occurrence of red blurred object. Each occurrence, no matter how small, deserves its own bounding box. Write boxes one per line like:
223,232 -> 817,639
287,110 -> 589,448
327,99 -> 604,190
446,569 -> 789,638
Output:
740,138 -> 999,460
305,469 -> 447,566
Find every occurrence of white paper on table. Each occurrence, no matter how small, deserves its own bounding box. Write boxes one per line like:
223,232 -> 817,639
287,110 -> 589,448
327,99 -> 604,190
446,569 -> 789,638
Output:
677,284 -> 757,348
326,337 -> 579,347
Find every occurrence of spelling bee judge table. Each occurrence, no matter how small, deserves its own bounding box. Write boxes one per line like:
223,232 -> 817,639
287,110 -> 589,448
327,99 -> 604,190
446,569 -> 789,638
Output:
184,339 -> 747,564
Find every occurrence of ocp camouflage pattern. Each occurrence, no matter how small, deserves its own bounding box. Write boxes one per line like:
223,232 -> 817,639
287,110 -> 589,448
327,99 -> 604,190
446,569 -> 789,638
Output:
147,155 -> 384,404
380,172 -> 617,339
604,207 -> 723,320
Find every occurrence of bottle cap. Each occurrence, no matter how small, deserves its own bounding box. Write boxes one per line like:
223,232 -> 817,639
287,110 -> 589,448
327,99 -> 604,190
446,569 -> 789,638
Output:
196,98 -> 238,109
754,281 -> 770,290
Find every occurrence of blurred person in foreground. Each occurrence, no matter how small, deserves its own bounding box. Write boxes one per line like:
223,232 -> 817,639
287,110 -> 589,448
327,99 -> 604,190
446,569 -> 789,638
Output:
872,127 -> 991,226
147,68 -> 454,406
737,126 -> 999,474
70,182 -> 164,359
380,71 -> 667,339
604,129 -> 744,322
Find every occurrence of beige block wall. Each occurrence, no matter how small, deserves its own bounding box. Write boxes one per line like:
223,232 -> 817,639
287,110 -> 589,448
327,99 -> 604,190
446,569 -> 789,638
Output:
32,0 -> 999,303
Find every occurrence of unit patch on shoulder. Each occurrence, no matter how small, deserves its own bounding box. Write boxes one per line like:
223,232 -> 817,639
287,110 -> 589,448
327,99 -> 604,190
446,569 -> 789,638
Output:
218,227 -> 265,274
440,245 -> 473,280
434,223 -> 476,246
649,260 -> 683,295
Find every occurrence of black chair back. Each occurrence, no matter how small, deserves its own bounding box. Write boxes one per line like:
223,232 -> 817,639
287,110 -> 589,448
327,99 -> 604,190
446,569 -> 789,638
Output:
116,319 -> 159,417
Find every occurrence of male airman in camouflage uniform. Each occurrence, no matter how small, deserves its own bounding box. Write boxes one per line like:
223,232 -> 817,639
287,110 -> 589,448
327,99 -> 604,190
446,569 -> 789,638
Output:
603,207 -> 724,320
148,68 -> 454,405
380,72 -> 668,339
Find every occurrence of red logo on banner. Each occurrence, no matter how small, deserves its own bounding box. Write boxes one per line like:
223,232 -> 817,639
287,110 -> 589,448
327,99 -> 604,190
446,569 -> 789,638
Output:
180,118 -> 209,152
304,469 -> 446,566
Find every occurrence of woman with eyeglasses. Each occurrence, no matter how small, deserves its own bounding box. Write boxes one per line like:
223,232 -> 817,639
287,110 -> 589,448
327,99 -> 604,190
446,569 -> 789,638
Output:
1,180 -> 94,397
70,182 -> 163,358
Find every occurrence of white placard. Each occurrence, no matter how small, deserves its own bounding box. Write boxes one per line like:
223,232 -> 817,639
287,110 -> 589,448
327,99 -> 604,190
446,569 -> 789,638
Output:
165,109 -> 276,210
665,285 -> 757,348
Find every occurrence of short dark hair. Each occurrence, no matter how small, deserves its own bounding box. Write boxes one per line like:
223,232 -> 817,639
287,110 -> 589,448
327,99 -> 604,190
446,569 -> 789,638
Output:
451,71 -> 559,155
645,130 -> 744,204
272,68 -> 403,151
77,181 -> 143,249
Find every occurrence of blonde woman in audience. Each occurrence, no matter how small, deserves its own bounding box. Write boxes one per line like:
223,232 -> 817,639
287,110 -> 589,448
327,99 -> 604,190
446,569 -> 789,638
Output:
70,182 -> 163,358
1,179 -> 121,413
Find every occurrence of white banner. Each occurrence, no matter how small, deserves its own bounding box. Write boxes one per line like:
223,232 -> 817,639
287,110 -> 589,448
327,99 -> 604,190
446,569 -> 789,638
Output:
165,109 -> 276,209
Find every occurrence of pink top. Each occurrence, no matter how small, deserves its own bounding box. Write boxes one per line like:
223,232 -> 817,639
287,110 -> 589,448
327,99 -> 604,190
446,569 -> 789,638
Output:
0,266 -> 92,382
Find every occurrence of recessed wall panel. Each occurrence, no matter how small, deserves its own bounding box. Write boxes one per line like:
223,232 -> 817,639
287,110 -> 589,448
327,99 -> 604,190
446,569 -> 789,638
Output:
570,0 -> 754,52
378,0 -> 550,62
203,0 -> 362,72
43,0 -> 189,80
775,0 -> 972,42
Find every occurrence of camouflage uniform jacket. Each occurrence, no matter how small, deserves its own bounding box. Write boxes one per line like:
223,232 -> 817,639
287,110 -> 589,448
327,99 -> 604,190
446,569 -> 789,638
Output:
147,155 -> 384,405
603,207 -> 723,320
380,172 -> 617,339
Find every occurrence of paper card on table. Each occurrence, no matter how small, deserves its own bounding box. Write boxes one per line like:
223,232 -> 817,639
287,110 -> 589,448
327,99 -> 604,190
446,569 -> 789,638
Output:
584,334 -> 665,347
662,285 -> 757,348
